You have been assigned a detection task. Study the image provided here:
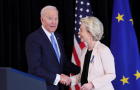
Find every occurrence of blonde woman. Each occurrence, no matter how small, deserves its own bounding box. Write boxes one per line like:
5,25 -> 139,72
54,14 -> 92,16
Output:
71,16 -> 116,90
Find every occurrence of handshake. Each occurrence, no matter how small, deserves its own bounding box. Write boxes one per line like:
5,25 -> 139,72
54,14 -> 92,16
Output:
59,74 -> 94,90
60,74 -> 71,86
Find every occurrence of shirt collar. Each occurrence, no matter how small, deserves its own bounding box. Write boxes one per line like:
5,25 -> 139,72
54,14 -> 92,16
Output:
42,25 -> 54,41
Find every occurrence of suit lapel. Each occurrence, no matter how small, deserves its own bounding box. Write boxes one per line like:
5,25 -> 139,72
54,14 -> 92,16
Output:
39,28 -> 60,64
55,33 -> 63,64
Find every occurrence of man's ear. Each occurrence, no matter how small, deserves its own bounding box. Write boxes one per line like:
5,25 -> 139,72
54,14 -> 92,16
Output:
40,17 -> 43,23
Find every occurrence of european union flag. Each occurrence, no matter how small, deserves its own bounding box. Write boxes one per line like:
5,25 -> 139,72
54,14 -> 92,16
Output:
110,0 -> 140,90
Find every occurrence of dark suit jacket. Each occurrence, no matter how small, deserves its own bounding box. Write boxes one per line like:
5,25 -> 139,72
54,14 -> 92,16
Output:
25,27 -> 80,90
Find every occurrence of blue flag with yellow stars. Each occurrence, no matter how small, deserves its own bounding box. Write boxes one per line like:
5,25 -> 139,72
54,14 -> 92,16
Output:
110,0 -> 140,89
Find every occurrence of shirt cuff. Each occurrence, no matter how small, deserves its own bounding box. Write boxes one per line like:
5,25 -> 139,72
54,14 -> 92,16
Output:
53,74 -> 60,85
70,76 -> 76,86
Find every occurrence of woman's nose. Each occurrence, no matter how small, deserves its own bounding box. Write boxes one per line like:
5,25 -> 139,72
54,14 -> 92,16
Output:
78,31 -> 80,35
78,32 -> 81,38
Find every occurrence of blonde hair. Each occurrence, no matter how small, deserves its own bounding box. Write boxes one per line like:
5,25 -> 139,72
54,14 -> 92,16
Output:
80,16 -> 104,41
40,5 -> 58,17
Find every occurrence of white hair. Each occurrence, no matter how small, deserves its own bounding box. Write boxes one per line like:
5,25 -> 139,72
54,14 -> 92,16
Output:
80,16 -> 104,41
40,5 -> 58,17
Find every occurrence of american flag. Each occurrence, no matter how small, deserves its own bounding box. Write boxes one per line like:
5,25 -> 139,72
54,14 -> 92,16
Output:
70,0 -> 93,90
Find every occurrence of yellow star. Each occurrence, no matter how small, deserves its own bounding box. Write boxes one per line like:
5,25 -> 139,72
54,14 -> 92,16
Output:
120,76 -> 129,85
134,70 -> 140,80
129,18 -> 134,24
116,13 -> 124,22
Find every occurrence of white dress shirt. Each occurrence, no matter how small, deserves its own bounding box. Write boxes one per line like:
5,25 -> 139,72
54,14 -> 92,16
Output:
42,25 -> 61,85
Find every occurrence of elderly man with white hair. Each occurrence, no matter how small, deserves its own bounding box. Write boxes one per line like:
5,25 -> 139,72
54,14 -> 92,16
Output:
26,5 -> 80,90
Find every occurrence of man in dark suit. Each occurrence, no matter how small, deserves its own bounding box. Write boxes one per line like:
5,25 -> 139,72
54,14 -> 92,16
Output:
25,5 -> 79,90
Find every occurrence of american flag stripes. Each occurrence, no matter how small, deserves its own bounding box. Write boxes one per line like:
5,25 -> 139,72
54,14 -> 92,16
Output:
70,0 -> 93,90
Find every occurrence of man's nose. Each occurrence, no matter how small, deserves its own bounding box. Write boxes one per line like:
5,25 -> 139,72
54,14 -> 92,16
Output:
52,20 -> 56,24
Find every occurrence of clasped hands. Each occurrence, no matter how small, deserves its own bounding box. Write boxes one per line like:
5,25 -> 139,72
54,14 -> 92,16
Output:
60,74 -> 94,90
60,74 -> 71,86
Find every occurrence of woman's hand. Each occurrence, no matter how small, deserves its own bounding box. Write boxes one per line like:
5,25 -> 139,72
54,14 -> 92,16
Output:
81,82 -> 94,90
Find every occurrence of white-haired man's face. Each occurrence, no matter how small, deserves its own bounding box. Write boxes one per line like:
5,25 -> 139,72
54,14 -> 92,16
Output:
41,8 -> 58,33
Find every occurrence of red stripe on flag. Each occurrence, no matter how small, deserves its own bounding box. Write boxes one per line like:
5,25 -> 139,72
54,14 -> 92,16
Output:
73,47 -> 81,67
69,87 -> 72,90
79,42 -> 85,49
75,84 -> 80,90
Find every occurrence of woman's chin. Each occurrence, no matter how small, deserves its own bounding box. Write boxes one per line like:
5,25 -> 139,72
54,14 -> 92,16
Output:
80,39 -> 84,42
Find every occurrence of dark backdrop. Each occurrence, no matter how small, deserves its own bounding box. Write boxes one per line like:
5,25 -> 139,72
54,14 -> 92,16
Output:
0,0 -> 139,72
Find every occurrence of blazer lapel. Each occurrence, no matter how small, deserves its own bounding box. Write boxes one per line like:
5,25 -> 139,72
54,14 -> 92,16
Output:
88,41 -> 100,73
88,50 -> 95,74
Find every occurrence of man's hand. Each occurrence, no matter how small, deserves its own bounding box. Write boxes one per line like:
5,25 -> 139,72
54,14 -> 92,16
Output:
60,74 -> 71,86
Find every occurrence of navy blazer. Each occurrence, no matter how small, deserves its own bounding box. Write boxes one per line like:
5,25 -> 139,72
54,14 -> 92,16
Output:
26,27 -> 71,90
